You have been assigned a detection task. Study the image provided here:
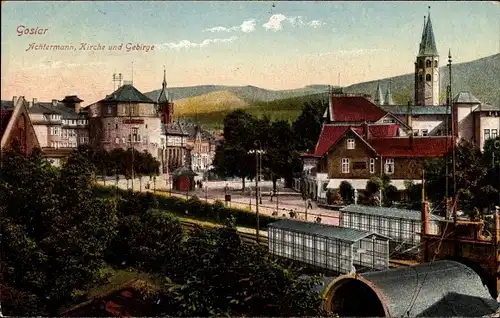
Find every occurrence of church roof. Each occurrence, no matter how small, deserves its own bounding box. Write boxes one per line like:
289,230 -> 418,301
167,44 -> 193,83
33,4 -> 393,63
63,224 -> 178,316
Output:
381,105 -> 450,115
374,83 -> 384,105
418,10 -> 438,57
157,69 -> 169,104
453,92 -> 481,104
383,82 -> 394,106
102,85 -> 155,104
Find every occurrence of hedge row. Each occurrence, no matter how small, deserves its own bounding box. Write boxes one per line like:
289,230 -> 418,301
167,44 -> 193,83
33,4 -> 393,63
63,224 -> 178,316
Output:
94,186 -> 278,229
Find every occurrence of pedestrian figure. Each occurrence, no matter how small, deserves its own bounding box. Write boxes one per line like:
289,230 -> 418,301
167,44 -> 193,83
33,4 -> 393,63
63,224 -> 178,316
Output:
269,190 -> 273,202
307,197 -> 313,210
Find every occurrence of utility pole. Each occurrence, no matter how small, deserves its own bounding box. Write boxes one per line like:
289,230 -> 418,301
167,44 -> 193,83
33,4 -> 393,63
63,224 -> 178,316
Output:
254,148 -> 260,242
449,50 -> 456,196
129,98 -> 135,190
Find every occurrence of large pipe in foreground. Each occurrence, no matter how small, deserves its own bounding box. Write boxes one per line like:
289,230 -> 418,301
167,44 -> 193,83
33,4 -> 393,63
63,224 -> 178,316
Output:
319,260 -> 499,317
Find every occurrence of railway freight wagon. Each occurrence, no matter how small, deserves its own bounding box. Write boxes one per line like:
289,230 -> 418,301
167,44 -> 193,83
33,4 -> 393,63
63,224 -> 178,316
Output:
339,205 -> 443,254
268,219 -> 390,274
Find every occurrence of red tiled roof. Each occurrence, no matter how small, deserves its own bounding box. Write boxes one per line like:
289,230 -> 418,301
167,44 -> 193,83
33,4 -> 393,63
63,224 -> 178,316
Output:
0,109 -> 13,138
369,136 -> 453,157
330,96 -> 388,122
313,124 -> 400,157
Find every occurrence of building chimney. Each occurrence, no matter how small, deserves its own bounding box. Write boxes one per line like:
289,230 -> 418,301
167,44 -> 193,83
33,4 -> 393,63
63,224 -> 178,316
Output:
363,121 -> 370,140
28,101 -> 33,108
52,99 -> 58,106
33,98 -> 38,105
12,96 -> 18,105
421,201 -> 430,236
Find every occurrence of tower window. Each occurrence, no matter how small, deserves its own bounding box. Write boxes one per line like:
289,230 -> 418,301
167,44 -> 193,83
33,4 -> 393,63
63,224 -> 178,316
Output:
419,75 -> 423,82
425,74 -> 431,81
425,60 -> 432,68
434,60 -> 438,68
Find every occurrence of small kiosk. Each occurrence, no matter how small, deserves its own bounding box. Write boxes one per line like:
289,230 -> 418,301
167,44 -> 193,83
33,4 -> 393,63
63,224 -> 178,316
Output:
172,166 -> 197,192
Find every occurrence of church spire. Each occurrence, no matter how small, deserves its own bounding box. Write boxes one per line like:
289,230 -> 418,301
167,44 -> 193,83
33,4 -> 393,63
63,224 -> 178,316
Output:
418,6 -> 438,57
158,66 -> 169,104
374,82 -> 384,105
384,81 -> 394,106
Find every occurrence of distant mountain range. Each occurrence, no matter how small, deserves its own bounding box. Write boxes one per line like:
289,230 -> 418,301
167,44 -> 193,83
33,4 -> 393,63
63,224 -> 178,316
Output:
143,53 -> 499,128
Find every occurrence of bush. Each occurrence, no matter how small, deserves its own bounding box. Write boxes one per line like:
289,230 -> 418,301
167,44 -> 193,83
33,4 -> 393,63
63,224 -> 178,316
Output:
339,181 -> 354,204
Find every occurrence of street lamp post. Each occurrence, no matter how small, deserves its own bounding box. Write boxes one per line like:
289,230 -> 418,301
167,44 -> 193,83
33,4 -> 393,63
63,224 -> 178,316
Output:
248,140 -> 265,242
153,176 -> 156,193
276,180 -> 280,213
205,185 -> 208,202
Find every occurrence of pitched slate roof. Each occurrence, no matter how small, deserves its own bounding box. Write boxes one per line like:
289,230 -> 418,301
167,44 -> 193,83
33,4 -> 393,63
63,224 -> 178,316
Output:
61,95 -> 84,103
330,96 -> 388,122
313,124 -> 399,157
473,104 -> 500,112
453,91 -> 481,104
418,12 -> 438,56
102,85 -> 155,104
178,120 -> 216,141
157,69 -> 169,104
381,105 -> 451,115
369,136 -> 453,157
164,121 -> 188,136
29,101 -> 81,119
172,166 -> 198,177
269,219 -> 388,243
0,100 -> 14,110
340,204 -> 443,221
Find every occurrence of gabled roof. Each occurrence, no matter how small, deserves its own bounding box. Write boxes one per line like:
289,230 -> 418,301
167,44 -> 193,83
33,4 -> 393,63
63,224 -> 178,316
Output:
164,121 -> 189,136
453,92 -> 481,104
312,123 -> 399,157
269,219 -> 389,243
178,120 -> 216,141
102,85 -> 156,104
329,96 -> 388,122
61,95 -> 84,103
29,101 -> 82,119
418,11 -> 438,57
1,97 -> 40,149
369,136 -> 453,157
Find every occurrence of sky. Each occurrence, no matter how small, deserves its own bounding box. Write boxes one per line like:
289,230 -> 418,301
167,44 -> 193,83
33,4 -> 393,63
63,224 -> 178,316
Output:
1,1 -> 499,104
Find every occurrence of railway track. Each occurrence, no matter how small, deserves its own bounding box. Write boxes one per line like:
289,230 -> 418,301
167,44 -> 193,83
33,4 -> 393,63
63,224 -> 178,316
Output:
180,219 -> 414,268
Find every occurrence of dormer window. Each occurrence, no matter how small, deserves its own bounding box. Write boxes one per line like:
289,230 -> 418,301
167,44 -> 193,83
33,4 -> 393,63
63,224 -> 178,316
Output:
347,138 -> 355,150
425,74 -> 431,81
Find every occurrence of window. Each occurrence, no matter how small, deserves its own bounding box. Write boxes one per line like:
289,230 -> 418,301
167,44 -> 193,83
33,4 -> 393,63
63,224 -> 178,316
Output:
53,127 -> 60,136
425,74 -> 431,81
106,106 -> 112,115
385,158 -> 394,174
341,158 -> 350,173
132,127 -> 139,142
347,138 -> 355,149
436,129 -> 442,136
434,60 -> 438,68
115,124 -> 118,129
484,129 -> 491,140
492,129 -> 498,139
145,124 -> 148,129
115,137 -> 120,144
421,129 -> 428,136
426,60 -> 432,68
413,129 -> 419,136
370,158 -> 376,174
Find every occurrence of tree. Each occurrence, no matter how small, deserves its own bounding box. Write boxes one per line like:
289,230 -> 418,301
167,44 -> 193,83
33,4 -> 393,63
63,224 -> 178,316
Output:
339,181 -> 354,204
155,221 -> 324,317
0,146 -> 118,315
292,100 -> 326,152
213,110 -> 259,189
264,120 -> 301,191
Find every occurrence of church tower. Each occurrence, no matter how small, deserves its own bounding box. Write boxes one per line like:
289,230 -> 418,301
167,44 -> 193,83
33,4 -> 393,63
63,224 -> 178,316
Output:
158,68 -> 174,124
414,7 -> 440,106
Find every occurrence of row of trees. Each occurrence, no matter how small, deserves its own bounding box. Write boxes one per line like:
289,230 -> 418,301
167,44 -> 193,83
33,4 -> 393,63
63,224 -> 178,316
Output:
81,145 -> 160,178
0,145 -> 325,316
212,99 -> 326,190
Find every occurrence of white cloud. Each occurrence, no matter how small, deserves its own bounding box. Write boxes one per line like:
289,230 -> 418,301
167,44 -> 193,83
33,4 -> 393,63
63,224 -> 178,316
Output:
262,14 -> 288,31
263,14 -> 326,31
157,36 -> 238,50
305,49 -> 388,57
21,61 -> 104,71
203,19 -> 257,33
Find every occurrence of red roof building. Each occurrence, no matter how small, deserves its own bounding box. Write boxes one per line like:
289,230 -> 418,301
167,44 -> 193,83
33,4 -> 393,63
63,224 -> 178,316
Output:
326,95 -> 389,123
369,136 -> 453,158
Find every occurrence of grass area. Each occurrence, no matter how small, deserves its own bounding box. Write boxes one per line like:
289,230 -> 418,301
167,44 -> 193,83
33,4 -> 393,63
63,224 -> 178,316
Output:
86,267 -> 158,299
